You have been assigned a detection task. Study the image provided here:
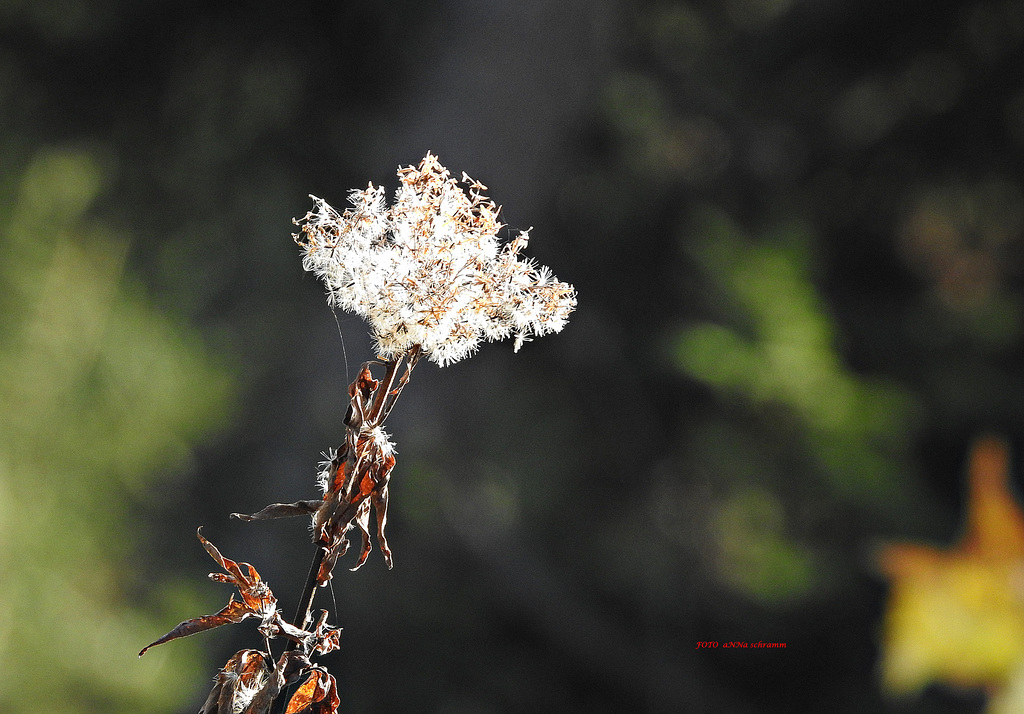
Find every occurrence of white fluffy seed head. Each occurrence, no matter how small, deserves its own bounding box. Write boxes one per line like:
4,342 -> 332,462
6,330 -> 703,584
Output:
294,153 -> 576,366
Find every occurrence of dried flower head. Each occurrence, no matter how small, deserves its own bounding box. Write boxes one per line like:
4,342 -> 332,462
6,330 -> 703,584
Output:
294,153 -> 576,366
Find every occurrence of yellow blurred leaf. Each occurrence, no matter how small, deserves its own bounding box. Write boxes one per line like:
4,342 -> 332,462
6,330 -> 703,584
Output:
878,436 -> 1024,697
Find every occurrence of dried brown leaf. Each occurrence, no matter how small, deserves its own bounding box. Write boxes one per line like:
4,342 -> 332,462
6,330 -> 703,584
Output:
198,649 -> 312,714
285,669 -> 340,714
139,530 -> 280,657
139,597 -> 251,657
232,500 -> 323,521
311,364 -> 400,583
198,649 -> 268,714
197,528 -> 278,619
309,610 -> 342,656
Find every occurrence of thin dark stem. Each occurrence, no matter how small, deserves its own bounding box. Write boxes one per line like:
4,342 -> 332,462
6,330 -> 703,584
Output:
293,543 -> 326,632
269,544 -> 325,714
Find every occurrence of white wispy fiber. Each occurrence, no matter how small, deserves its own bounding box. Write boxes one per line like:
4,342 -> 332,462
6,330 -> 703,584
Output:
294,153 -> 576,366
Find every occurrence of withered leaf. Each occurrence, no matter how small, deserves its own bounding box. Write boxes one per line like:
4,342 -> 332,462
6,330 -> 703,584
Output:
139,530 -> 280,657
285,669 -> 341,714
199,649 -> 267,714
198,649 -> 310,714
232,500 -> 323,521
308,609 -> 342,656
317,539 -> 345,586
371,479 -> 392,567
236,356 -> 413,588
268,609 -> 342,656
313,399 -> 398,582
139,597 -> 251,657
197,528 -> 277,619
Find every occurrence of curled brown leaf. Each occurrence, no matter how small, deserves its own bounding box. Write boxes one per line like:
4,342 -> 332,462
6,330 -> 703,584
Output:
196,528 -> 278,622
285,668 -> 340,714
139,530 -> 280,657
198,649 -> 311,714
198,649 -> 267,714
310,358 -> 412,583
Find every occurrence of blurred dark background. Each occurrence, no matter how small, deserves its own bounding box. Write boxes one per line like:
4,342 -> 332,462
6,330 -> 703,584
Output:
1,0 -> 1023,712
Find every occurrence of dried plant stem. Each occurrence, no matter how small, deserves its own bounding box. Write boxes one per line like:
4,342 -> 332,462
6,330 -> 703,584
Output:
142,156 -> 572,714
269,545 -> 325,714
269,349 -> 417,714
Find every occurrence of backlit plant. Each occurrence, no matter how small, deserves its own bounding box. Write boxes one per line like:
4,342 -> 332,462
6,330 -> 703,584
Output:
139,153 -> 576,713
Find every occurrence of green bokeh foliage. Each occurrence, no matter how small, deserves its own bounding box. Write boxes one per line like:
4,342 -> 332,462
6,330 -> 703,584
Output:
0,149 -> 234,713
